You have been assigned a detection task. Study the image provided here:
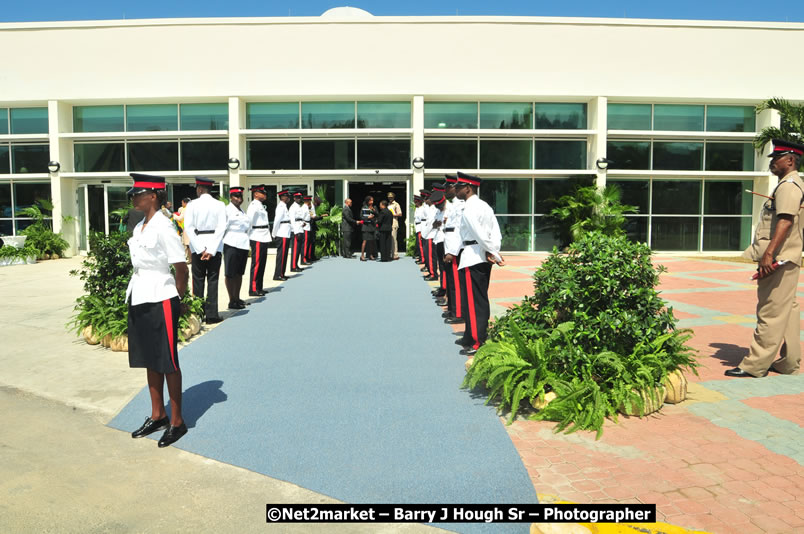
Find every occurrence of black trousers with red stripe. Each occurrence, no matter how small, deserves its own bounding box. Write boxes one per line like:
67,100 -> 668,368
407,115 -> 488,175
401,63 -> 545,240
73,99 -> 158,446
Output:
274,236 -> 290,279
303,230 -> 313,262
191,252 -> 221,321
445,256 -> 463,319
425,239 -> 438,278
416,231 -> 423,260
459,261 -> 493,350
291,233 -> 304,269
249,240 -> 268,293
436,242 -> 447,289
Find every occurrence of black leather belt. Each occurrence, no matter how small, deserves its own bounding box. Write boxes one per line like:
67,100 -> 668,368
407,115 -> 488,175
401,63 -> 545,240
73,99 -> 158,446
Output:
463,240 -> 478,246
195,230 -> 214,235
252,225 -> 269,229
279,221 -> 289,224
444,228 -> 455,232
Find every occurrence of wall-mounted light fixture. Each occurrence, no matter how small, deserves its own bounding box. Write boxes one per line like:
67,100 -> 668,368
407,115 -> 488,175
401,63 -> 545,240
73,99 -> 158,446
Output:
227,157 -> 240,170
596,158 -> 614,170
47,161 -> 61,173
412,157 -> 425,169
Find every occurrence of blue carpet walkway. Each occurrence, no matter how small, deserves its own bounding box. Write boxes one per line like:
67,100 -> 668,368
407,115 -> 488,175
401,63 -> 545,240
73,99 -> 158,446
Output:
110,257 -> 538,533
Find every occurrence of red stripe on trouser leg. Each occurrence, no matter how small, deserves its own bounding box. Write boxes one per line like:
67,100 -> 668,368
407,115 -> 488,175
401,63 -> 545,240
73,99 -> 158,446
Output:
162,299 -> 177,371
292,236 -> 298,269
252,242 -> 260,291
441,267 -> 447,289
417,233 -> 423,258
303,231 -> 309,261
428,241 -> 434,276
453,261 -> 462,318
464,268 -> 478,349
281,238 -> 288,273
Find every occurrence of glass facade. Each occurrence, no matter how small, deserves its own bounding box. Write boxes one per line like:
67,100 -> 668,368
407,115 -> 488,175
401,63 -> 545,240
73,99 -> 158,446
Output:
496,216 -> 531,251
301,139 -> 355,169
653,142 -> 703,170
653,105 -> 704,131
73,105 -> 125,133
356,102 -> 411,128
356,140 -> 410,169
247,102 -> 300,129
0,182 -> 11,218
127,142 -> 179,171
11,144 -> 49,173
181,140 -> 228,170
11,182 -> 52,234
126,104 -> 178,131
705,142 -> 754,171
608,104 -> 651,130
706,106 -> 755,132
607,141 -> 650,170
301,102 -> 355,128
534,103 -> 587,129
10,108 -> 48,134
424,102 -> 477,129
424,139 -> 477,168
479,103 -> 532,129
534,140 -> 586,169
610,104 -> 756,133
180,103 -> 228,130
479,179 -> 531,214
0,145 -> 9,174
247,140 -> 300,170
479,140 -> 531,169
0,109 -> 8,135
74,143 -> 125,172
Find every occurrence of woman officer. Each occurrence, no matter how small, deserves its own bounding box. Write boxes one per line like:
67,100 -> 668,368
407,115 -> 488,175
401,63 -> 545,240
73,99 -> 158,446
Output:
126,173 -> 190,448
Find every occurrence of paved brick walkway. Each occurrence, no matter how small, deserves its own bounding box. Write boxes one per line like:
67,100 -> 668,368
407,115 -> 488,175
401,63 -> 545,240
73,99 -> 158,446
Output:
458,254 -> 804,534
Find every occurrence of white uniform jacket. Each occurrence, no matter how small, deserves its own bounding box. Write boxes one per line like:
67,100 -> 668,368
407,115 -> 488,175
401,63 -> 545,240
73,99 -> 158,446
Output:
423,204 -> 438,240
272,202 -> 292,239
302,203 -> 313,232
414,206 -> 424,234
126,212 -> 186,306
458,195 -> 502,270
433,207 -> 446,244
223,203 -> 251,251
246,199 -> 271,243
183,194 -> 227,255
289,202 -> 305,235
444,198 -> 466,256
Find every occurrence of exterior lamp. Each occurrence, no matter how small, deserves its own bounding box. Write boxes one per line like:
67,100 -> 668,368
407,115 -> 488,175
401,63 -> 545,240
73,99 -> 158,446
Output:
227,157 -> 240,170
596,158 -> 614,170
412,157 -> 425,169
47,161 -> 61,173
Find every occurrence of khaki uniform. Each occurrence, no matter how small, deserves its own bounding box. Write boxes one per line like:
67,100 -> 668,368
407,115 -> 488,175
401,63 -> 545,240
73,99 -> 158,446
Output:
388,199 -> 402,257
740,171 -> 804,376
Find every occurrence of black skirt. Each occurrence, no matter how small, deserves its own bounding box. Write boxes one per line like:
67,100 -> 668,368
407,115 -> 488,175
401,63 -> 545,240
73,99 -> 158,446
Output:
128,296 -> 181,374
224,244 -> 248,276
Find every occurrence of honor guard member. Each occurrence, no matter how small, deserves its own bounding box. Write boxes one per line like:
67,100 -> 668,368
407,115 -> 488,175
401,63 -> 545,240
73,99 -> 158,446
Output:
419,189 -> 433,273
125,174 -> 189,448
412,195 -> 423,262
222,187 -> 250,309
272,189 -> 292,281
430,191 -> 448,300
455,172 -> 504,356
246,185 -> 271,297
184,177 -> 227,324
443,174 -> 466,324
289,191 -> 306,272
301,195 -> 313,265
423,185 -> 443,281
728,138 -> 804,378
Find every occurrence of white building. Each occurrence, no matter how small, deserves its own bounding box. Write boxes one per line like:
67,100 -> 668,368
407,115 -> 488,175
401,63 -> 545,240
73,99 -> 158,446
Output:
1,8 -> 802,254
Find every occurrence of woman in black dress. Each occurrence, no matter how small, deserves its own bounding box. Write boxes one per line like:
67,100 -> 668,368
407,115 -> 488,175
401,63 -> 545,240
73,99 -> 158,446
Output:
126,173 -> 190,448
359,195 -> 377,261
377,200 -> 394,262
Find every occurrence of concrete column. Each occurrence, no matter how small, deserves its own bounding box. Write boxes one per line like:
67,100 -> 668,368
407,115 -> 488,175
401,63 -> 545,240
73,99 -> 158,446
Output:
227,96 -> 242,188
410,96 -> 425,238
47,100 -> 78,256
588,96 -> 607,189
751,108 -> 781,232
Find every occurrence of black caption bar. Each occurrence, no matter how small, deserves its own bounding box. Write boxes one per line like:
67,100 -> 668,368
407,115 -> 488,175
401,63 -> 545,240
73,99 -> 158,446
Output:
266,504 -> 656,523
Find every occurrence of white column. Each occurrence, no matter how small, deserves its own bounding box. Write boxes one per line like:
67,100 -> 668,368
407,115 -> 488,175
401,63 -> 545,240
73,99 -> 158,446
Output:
751,108 -> 780,232
410,96 -> 425,238
227,96 -> 242,188
47,100 -> 78,256
588,96 -> 607,189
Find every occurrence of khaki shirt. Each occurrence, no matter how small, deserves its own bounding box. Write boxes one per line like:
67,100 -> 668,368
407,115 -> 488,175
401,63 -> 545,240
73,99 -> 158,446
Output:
744,171 -> 804,266
388,200 -> 402,229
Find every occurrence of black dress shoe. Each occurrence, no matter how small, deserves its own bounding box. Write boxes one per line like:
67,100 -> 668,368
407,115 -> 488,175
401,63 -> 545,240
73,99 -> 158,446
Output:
248,291 -> 263,297
435,298 -> 448,306
442,311 -> 452,318
445,317 -> 464,325
272,276 -> 286,281
460,348 -> 478,356
228,302 -> 246,310
424,276 -> 439,281
724,367 -> 756,378
131,416 -> 169,438
237,299 -> 249,306
291,268 -> 303,273
158,422 -> 188,448
205,317 -> 223,324
455,338 -> 471,346
432,290 -> 446,298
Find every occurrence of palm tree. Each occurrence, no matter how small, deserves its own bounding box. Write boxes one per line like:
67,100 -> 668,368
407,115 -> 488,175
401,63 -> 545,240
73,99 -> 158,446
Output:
754,98 -> 804,153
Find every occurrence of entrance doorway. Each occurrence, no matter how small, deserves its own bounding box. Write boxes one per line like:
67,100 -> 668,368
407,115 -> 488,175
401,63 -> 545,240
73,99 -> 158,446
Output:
347,181 -> 408,254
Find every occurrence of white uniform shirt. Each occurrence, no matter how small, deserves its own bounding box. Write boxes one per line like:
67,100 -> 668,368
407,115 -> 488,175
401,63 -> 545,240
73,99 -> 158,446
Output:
444,198 -> 466,256
433,206 -> 446,244
223,202 -> 251,250
272,202 -> 292,239
246,199 -> 271,243
126,212 -> 186,306
423,204 -> 438,240
458,194 -> 502,270
414,206 -> 424,234
289,202 -> 305,234
183,193 -> 227,255
302,203 -> 313,231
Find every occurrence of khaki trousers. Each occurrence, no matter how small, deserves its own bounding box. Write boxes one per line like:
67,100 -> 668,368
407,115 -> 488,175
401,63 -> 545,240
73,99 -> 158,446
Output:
740,262 -> 801,376
391,222 -> 399,257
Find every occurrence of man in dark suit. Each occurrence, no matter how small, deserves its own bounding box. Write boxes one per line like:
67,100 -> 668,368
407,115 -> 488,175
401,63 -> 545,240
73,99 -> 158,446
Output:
341,198 -> 358,258
377,200 -> 394,262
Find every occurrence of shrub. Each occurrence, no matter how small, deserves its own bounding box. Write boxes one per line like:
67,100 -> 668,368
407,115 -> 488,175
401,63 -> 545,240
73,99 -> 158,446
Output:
548,184 -> 636,247
313,186 -> 343,258
465,231 -> 697,437
16,200 -> 69,258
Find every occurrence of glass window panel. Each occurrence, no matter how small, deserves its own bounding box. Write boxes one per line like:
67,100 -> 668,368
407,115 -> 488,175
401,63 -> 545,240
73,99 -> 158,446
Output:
607,141 -> 650,170
533,215 -> 560,251
653,104 -> 704,131
246,102 -> 299,129
479,139 -> 531,170
705,142 -> 754,171
704,180 -> 753,215
607,180 -> 649,213
534,140 -> 587,169
479,179 -> 531,214
424,139 -> 477,169
16,219 -> 39,233
653,142 -> 703,171
356,102 -> 411,128
74,143 -> 125,172
534,103 -> 587,129
706,106 -> 755,132
423,102 -> 477,129
497,216 -> 531,251
126,104 -> 178,132
14,182 -> 52,214
0,109 -> 7,135
106,186 -> 130,232
651,217 -> 699,250
533,177 -> 593,214
0,183 -> 11,218
11,144 -> 49,173
301,140 -> 355,169
127,142 -> 179,171
608,103 -> 651,130
652,180 -> 701,214
180,103 -> 228,130
10,108 -> 48,134
247,140 -> 300,170
623,216 -> 648,243
479,102 -> 532,129
313,179 -> 340,207
0,145 -> 9,174
357,140 -> 410,169
73,105 -> 124,133
181,141 -> 228,171
301,102 -> 354,129
0,220 -> 12,236
703,217 -> 751,251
